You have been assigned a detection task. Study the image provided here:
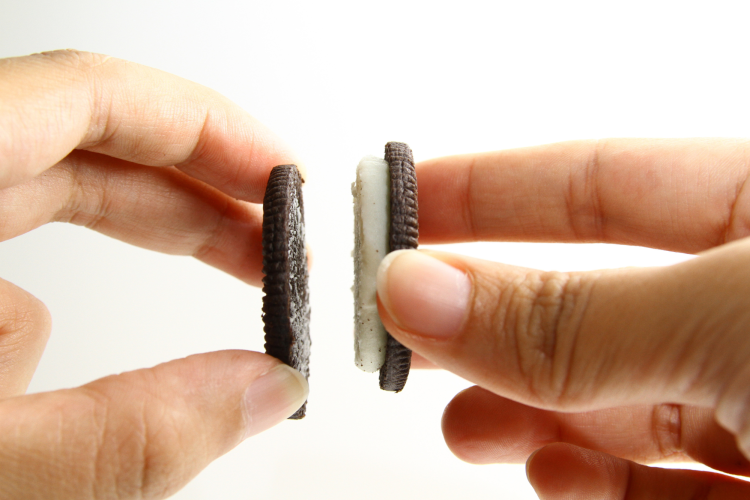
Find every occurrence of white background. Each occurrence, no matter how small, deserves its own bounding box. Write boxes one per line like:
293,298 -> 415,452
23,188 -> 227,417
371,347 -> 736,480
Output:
0,1 -> 748,498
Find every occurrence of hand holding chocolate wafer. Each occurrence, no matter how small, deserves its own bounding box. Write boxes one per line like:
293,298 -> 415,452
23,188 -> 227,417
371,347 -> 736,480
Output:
376,139 -> 750,498
0,50 -> 308,498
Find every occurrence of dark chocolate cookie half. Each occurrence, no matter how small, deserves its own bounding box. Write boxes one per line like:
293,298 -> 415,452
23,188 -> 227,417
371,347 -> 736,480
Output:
379,142 -> 418,392
262,164 -> 310,418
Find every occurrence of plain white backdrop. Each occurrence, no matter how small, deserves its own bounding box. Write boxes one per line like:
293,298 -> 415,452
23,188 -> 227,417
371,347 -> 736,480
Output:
1,0 -> 749,498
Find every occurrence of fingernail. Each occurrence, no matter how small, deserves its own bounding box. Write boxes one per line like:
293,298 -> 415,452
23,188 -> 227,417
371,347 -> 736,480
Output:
377,250 -> 471,339
242,364 -> 309,439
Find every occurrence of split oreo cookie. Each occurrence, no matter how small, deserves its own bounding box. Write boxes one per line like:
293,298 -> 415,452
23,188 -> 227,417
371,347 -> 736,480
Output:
262,164 -> 310,419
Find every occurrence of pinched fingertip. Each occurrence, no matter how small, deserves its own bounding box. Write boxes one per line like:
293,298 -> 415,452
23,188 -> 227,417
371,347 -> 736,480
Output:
242,364 -> 309,439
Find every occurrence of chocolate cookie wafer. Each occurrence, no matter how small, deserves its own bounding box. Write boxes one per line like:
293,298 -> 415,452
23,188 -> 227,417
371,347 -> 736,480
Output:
379,142 -> 418,392
262,164 -> 310,419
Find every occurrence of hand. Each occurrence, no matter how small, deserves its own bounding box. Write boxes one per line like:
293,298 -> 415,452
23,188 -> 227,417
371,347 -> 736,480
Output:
376,139 -> 750,498
0,50 -> 308,499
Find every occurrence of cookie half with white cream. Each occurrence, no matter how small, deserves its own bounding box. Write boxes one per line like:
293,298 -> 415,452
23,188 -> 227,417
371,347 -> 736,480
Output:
352,142 -> 418,392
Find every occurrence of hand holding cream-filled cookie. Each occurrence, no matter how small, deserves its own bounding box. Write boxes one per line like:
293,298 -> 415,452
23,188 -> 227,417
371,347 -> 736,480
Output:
352,142 -> 418,392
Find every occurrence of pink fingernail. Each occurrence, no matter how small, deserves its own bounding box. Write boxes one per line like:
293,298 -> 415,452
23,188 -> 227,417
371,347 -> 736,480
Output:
242,364 -> 308,439
377,250 -> 471,339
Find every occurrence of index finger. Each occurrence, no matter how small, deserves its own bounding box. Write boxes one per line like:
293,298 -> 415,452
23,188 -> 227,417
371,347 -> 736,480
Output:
0,50 -> 303,200
417,139 -> 750,254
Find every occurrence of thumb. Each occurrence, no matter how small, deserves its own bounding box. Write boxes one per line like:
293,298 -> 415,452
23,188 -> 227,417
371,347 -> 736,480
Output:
0,350 -> 307,500
376,246 -> 750,415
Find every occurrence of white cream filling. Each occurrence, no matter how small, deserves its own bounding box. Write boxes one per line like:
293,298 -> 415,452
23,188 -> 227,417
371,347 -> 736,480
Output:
352,155 -> 390,372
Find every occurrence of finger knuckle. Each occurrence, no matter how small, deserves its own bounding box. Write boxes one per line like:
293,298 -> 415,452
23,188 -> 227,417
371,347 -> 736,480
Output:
566,139 -> 608,241
490,270 -> 595,407
651,404 -> 683,459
